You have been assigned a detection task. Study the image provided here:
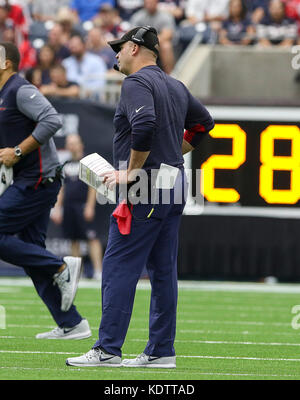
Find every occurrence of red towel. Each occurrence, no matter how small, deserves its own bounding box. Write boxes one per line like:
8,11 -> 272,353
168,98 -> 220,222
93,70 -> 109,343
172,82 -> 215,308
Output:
112,200 -> 133,235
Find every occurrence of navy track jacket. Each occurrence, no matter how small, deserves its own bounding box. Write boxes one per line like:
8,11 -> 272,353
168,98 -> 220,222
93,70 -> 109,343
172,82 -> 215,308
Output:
113,65 -> 214,171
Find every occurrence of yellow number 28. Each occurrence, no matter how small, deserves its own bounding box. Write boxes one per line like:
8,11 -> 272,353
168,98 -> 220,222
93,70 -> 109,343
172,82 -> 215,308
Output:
201,124 -> 300,205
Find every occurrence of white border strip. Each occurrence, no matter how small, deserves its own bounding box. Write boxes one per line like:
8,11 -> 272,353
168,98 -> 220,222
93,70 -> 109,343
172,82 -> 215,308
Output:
207,106 -> 300,122
0,365 -> 298,378
188,205 -> 300,219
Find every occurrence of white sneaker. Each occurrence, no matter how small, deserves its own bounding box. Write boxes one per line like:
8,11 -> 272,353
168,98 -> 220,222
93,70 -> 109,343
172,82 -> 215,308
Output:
122,353 -> 176,368
53,257 -> 82,312
66,347 -> 122,367
35,319 -> 91,340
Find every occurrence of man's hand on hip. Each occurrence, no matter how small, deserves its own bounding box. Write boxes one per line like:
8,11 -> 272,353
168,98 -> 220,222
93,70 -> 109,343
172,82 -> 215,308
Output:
0,147 -> 20,167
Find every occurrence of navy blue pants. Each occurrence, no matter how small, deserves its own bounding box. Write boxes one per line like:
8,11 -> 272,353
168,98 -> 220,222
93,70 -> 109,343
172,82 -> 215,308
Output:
0,180 -> 82,328
94,171 -> 187,357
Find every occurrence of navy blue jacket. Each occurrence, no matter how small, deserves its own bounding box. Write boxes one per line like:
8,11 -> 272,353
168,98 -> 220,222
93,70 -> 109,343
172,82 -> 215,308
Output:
113,65 -> 214,171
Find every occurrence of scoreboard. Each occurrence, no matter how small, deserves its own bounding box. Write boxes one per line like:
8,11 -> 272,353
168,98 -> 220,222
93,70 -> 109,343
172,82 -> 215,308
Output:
187,106 -> 300,217
179,105 -> 300,280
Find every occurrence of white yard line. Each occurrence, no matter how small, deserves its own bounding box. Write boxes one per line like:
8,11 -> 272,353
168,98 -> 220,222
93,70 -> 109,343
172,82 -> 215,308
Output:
1,328 -> 299,338
0,288 -> 21,293
2,278 -> 300,294
2,315 -> 293,327
176,330 -> 300,337
6,324 -> 55,329
3,322 -> 293,334
1,350 -> 300,364
130,338 -> 300,346
0,299 -> 293,313
180,319 -> 291,326
3,320 -> 294,329
1,334 -> 300,347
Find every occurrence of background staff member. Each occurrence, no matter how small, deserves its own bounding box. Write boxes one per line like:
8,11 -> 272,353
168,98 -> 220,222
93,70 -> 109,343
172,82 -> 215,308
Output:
51,134 -> 103,281
0,42 -> 91,340
66,26 -> 214,368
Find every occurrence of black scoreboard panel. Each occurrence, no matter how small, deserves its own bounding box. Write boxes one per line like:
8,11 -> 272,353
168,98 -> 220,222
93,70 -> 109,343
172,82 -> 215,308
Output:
181,107 -> 300,280
192,120 -> 300,208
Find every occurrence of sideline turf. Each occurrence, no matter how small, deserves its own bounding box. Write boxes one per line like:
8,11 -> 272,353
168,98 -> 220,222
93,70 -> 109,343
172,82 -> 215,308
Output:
1,279 -> 300,380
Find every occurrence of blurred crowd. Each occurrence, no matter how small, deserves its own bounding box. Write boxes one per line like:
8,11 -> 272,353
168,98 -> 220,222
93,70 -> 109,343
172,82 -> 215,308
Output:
1,0 -> 300,99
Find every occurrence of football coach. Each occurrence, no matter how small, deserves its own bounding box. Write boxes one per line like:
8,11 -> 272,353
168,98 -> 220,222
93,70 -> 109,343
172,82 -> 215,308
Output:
66,26 -> 214,368
0,42 -> 91,339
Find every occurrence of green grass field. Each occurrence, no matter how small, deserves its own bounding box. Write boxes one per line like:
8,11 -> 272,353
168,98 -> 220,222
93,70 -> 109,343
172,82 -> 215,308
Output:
1,278 -> 300,380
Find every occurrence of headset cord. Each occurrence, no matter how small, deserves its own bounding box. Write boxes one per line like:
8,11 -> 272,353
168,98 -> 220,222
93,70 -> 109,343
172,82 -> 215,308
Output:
55,160 -> 70,176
